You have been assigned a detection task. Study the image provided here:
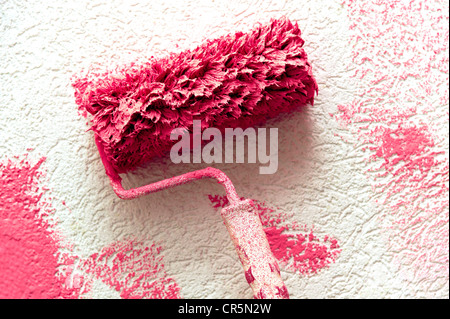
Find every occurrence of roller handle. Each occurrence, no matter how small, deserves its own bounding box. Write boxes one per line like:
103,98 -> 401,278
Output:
95,136 -> 288,298
221,199 -> 289,299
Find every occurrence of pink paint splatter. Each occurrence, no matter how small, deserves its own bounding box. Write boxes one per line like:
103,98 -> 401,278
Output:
0,154 -> 180,299
0,155 -> 81,299
208,195 -> 341,276
335,0 -> 449,288
80,239 -> 180,299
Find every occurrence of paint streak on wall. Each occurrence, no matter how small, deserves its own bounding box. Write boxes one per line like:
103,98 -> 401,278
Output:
0,155 -> 81,298
0,155 -> 180,299
208,195 -> 341,276
335,0 -> 449,289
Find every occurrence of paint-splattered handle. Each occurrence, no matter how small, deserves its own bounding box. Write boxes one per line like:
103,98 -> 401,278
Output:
221,199 -> 289,299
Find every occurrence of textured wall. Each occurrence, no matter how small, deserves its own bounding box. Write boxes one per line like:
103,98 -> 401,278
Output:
0,0 -> 448,298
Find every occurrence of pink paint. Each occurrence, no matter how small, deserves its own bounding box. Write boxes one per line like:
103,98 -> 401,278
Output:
0,156 -> 81,299
265,227 -> 339,275
336,0 -> 449,285
208,195 -> 341,276
0,155 -> 180,299
80,239 -> 180,299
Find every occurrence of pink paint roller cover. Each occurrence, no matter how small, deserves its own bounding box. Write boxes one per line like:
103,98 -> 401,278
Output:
72,17 -> 318,299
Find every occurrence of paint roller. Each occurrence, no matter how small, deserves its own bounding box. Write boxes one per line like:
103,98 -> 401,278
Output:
72,17 -> 318,299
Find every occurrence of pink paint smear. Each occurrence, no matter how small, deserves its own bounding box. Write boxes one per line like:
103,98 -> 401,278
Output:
335,0 -> 449,290
208,195 -> 341,276
0,155 -> 180,299
0,155 -> 80,298
80,239 -> 180,299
